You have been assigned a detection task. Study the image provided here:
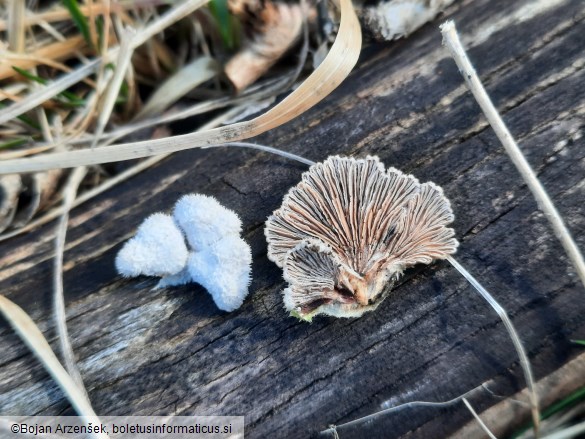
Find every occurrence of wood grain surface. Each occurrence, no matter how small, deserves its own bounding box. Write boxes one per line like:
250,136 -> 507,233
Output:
1,0 -> 584,438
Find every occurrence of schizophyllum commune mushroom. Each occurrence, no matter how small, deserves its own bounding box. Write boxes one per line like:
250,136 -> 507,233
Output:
265,155 -> 459,321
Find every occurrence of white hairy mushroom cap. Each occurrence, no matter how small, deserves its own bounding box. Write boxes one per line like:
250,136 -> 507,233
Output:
173,194 -> 242,250
116,213 -> 189,278
265,155 -> 458,319
187,235 -> 252,312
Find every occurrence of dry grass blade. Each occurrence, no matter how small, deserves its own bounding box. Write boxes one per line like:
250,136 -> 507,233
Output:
0,106 -> 247,242
0,35 -> 90,80
91,27 -> 136,148
540,421 -> 585,439
7,0 -> 25,53
0,58 -> 101,125
136,56 -> 219,119
453,354 -> 585,438
440,20 -> 585,290
70,73 -> 295,145
0,0 -> 136,31
0,295 -> 108,439
0,0 -> 361,174
447,255 -> 540,436
2,53 -> 76,78
53,166 -> 89,397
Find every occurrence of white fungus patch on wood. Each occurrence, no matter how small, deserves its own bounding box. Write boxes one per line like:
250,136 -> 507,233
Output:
115,194 -> 252,312
265,155 -> 458,320
115,213 -> 188,277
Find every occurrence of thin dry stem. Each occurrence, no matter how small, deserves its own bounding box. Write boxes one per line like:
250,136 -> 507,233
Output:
455,353 -> 585,438
447,255 -> 540,436
320,385 -> 484,436
3,51 -> 97,87
136,56 -> 219,120
32,66 -> 54,144
0,0 -> 140,31
91,27 -> 137,148
53,166 -> 89,399
462,398 -> 498,439
212,142 -> 316,166
440,20 -> 585,290
7,0 -> 25,53
81,73 -> 295,145
0,35 -> 90,80
100,0 -> 112,57
0,57 -> 101,125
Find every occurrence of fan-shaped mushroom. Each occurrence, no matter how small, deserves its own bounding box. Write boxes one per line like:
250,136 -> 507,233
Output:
265,155 -> 458,320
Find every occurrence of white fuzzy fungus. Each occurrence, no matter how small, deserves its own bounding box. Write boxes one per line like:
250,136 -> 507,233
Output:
156,267 -> 192,289
115,213 -> 189,277
116,194 -> 252,313
173,194 -> 242,250
187,235 -> 252,312
265,155 -> 458,320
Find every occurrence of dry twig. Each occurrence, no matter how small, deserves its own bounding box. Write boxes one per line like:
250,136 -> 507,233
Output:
440,20 -> 585,290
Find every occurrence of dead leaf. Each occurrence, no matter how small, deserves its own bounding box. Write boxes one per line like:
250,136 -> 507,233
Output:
225,0 -> 305,92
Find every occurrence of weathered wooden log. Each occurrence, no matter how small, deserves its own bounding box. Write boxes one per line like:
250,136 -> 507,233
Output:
1,0 -> 584,438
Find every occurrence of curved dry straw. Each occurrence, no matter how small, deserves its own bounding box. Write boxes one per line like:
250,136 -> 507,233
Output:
0,295 -> 109,439
448,256 -> 539,436
53,166 -> 89,397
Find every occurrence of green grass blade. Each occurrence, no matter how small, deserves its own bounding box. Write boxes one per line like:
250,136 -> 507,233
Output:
0,137 -> 29,150
12,66 -> 48,85
0,101 -> 41,130
61,0 -> 92,45
511,386 -> 585,438
208,0 -> 235,50
13,66 -> 86,107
